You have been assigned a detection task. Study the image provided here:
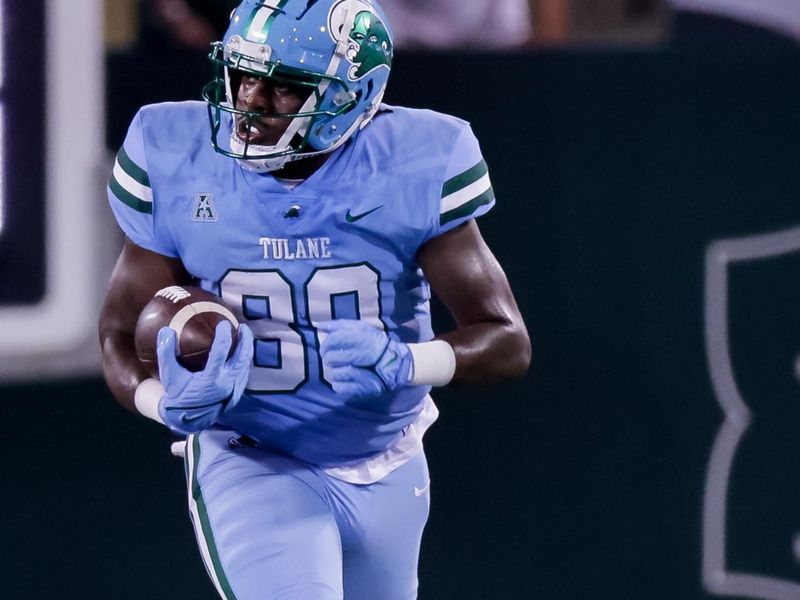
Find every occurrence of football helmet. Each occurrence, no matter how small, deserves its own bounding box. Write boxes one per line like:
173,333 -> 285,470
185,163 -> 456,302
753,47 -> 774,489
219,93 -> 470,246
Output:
203,0 -> 394,172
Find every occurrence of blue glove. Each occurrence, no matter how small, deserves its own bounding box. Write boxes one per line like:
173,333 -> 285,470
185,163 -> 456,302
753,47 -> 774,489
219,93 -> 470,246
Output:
319,319 -> 414,400
156,321 -> 253,435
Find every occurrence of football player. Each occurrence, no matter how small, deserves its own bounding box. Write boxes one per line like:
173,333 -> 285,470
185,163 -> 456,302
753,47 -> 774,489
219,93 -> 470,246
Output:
99,0 -> 530,598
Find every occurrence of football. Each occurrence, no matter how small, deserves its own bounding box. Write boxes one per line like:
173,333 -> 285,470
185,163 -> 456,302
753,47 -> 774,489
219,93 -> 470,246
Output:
134,285 -> 240,378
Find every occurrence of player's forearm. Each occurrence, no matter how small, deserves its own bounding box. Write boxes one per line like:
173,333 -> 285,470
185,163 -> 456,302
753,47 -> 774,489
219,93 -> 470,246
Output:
437,319 -> 531,385
100,330 -> 150,413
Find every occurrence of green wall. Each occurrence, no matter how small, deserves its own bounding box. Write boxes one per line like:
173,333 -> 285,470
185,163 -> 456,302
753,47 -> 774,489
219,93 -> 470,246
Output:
2,46 -> 799,598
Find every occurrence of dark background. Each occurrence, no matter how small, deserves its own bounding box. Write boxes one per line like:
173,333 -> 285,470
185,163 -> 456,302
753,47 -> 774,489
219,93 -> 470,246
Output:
2,44 -> 800,598
0,0 -> 46,304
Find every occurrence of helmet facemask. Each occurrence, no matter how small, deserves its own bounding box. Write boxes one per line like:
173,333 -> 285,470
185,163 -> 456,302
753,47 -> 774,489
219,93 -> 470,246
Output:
203,38 -> 358,172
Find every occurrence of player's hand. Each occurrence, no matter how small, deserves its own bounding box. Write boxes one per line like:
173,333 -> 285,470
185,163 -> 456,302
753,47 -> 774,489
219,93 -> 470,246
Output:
319,319 -> 413,400
156,322 -> 253,435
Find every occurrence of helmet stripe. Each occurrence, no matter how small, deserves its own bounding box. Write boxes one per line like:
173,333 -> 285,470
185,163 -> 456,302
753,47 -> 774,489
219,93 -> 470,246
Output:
245,0 -> 291,43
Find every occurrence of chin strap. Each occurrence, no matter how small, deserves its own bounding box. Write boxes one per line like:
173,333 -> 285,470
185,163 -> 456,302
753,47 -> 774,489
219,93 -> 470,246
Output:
228,132 -> 295,173
238,154 -> 293,173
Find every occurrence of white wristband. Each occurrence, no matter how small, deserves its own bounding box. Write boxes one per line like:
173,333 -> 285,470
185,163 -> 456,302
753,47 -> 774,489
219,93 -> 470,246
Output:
407,340 -> 456,387
134,378 -> 166,424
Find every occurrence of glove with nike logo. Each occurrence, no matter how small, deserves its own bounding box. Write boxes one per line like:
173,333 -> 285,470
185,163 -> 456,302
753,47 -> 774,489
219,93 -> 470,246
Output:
319,319 -> 414,400
156,322 -> 253,435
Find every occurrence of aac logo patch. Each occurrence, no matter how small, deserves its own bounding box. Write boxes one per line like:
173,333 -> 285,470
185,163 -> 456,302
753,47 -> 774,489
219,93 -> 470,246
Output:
192,192 -> 218,222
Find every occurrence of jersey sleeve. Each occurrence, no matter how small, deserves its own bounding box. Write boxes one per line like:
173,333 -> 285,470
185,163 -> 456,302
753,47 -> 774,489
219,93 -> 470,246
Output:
107,110 -> 178,257
435,124 -> 496,236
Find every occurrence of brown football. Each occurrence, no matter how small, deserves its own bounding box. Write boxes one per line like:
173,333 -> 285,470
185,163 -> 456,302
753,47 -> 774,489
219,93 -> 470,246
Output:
134,285 -> 240,379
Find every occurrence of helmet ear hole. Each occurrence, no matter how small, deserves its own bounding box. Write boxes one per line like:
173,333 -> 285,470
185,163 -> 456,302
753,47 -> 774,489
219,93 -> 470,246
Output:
342,81 -> 370,115
350,88 -> 364,112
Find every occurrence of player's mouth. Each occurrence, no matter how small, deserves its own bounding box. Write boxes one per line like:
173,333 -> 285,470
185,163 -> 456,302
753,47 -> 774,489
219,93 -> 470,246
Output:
235,117 -> 279,147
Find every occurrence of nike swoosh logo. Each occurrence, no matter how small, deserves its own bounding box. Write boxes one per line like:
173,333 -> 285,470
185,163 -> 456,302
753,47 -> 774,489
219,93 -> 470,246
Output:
167,393 -> 232,425
414,480 -> 431,497
345,205 -> 384,223
179,411 -> 213,424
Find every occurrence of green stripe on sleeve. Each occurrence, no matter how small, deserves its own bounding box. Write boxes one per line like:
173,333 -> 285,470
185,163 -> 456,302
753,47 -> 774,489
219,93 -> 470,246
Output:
108,174 -> 153,214
191,435 -> 239,600
117,146 -> 150,187
441,159 -> 488,198
440,186 -> 495,226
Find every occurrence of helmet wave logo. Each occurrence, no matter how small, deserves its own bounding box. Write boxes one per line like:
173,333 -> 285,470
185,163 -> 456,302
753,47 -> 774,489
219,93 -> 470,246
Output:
328,0 -> 393,81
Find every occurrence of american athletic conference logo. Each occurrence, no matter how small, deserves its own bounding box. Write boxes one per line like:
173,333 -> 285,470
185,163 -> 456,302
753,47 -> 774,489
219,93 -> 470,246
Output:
703,224 -> 800,600
192,192 -> 218,222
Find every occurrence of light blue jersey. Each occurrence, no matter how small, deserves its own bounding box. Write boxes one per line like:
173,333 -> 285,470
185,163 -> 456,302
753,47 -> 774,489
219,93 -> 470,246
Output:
109,101 -> 494,467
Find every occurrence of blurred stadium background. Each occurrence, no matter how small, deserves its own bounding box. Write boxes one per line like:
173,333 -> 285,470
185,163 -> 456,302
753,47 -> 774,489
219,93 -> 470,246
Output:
1,1 -> 799,598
